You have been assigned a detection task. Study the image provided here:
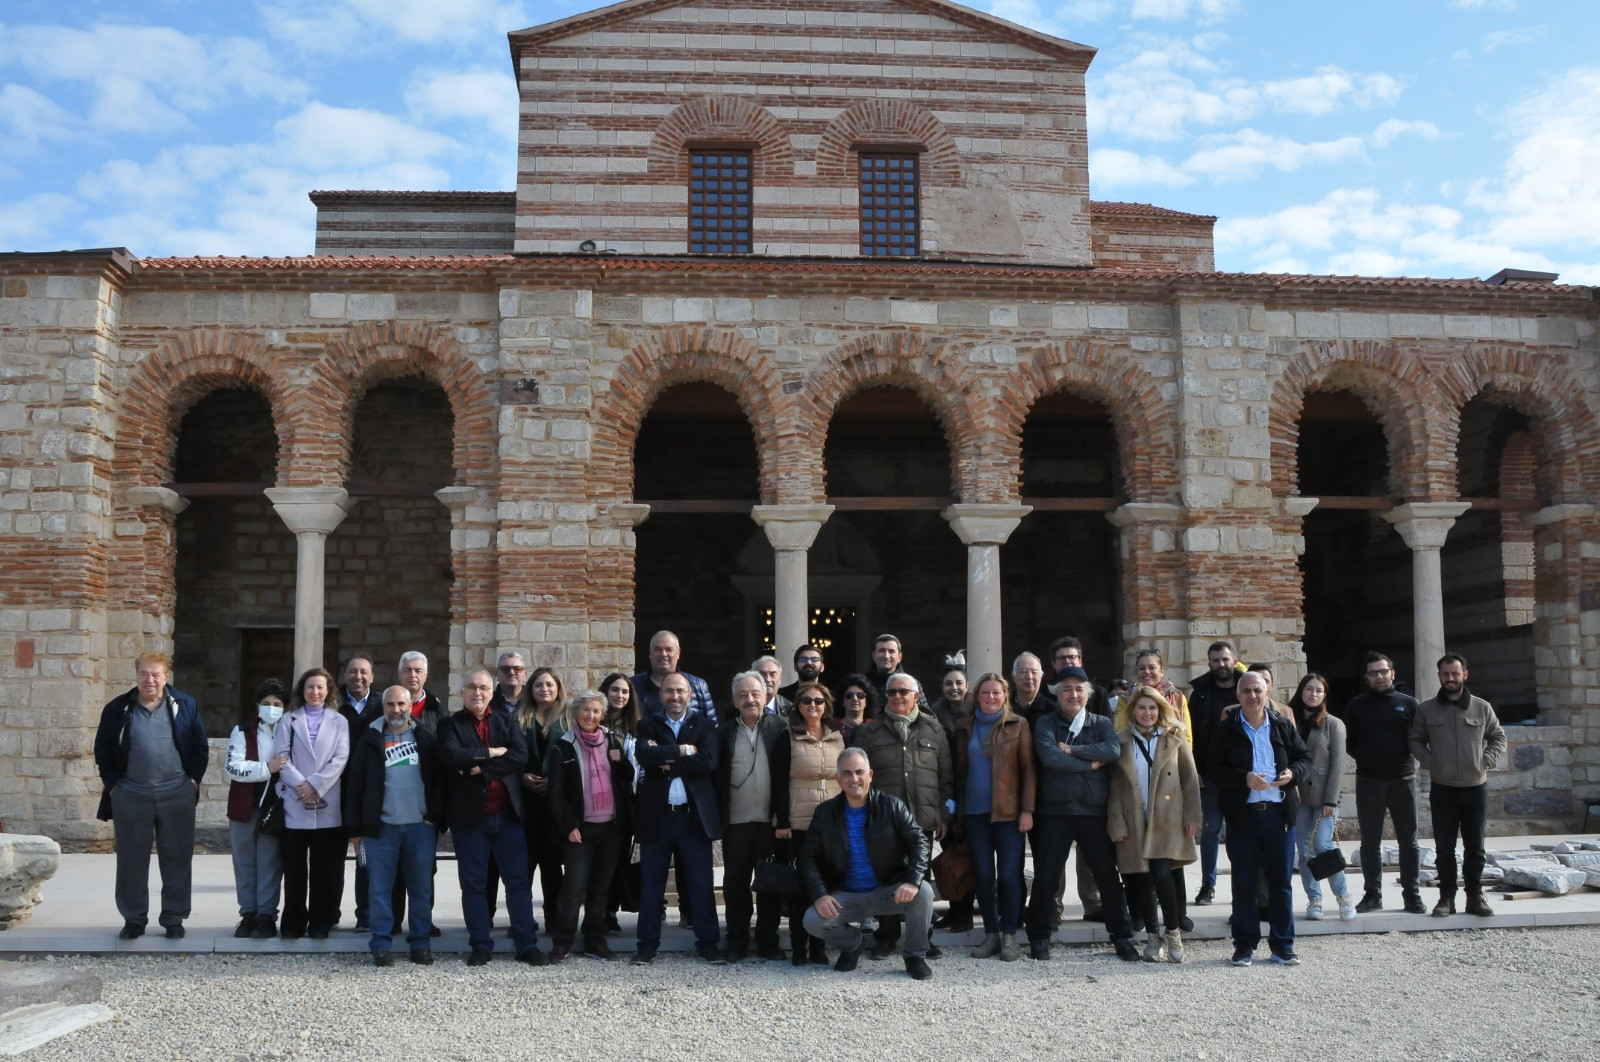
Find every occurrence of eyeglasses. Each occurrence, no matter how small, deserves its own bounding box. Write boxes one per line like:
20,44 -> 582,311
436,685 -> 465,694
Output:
842,691 -> 867,700
1366,668 -> 1393,677
886,688 -> 916,697
498,665 -> 526,674
798,696 -> 827,706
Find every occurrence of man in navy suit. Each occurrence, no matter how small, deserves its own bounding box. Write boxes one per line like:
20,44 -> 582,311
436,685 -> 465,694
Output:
632,671 -> 725,965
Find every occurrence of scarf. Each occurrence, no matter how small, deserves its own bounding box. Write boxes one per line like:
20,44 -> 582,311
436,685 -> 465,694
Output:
887,706 -> 920,743
577,727 -> 613,816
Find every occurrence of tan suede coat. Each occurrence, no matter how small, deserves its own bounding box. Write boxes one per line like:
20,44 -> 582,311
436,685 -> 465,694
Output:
1106,725 -> 1201,871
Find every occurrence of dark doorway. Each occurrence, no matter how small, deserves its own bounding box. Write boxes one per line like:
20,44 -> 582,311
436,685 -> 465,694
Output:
633,382 -> 758,686
1004,390 -> 1121,680
1298,389 -> 1413,705
333,376 -> 453,682
171,388 -> 286,735
1442,398 -> 1537,721
824,386 -> 964,683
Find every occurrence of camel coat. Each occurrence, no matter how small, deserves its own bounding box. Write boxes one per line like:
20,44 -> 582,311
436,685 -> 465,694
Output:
1106,726 -> 1201,872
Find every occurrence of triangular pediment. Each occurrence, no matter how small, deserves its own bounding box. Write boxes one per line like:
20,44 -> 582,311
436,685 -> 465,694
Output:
510,0 -> 1094,68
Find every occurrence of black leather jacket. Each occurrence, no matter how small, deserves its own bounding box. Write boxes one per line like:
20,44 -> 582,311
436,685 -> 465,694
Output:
800,788 -> 929,901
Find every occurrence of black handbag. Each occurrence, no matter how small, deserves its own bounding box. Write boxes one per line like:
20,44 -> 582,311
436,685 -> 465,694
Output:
1307,846 -> 1347,881
753,855 -> 802,902
255,726 -> 290,837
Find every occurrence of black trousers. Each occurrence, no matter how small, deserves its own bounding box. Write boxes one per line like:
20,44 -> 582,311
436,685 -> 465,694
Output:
281,826 -> 346,934
1430,782 -> 1488,896
523,795 -> 564,919
1024,814 -> 1131,942
553,819 -> 624,949
722,821 -> 783,951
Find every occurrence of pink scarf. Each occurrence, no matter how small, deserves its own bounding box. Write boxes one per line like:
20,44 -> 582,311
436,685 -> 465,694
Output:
578,727 -> 614,820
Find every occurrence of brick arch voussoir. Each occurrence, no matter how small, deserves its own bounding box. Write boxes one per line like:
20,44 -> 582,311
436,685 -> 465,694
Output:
1270,340 -> 1449,500
806,332 -> 978,499
648,96 -> 794,185
596,327 -> 781,504
323,320 -> 497,488
114,329 -> 291,490
1442,345 -> 1600,502
996,340 -> 1174,503
814,99 -> 961,185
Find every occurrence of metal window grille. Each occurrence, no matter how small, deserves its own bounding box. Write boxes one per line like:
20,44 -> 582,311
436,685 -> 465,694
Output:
859,153 -> 919,257
688,151 -> 752,254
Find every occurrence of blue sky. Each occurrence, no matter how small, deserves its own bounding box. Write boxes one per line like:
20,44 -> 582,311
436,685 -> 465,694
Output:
2,0 -> 1596,282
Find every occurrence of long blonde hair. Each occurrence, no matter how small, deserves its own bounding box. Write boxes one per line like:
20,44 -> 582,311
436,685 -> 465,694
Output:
971,672 -> 1013,756
1125,685 -> 1180,735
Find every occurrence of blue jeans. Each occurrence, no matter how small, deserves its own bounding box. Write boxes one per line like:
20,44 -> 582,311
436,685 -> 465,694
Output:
454,813 -> 538,953
363,821 -> 436,953
964,813 -> 1024,936
1294,805 -> 1348,903
637,807 -> 719,950
1199,780 -> 1224,889
1226,802 -> 1294,954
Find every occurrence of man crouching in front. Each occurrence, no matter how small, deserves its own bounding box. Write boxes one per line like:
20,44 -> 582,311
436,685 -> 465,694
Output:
800,747 -> 935,980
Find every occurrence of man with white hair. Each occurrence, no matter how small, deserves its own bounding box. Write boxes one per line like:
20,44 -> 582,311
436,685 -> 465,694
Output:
396,651 -> 449,735
751,655 -> 791,715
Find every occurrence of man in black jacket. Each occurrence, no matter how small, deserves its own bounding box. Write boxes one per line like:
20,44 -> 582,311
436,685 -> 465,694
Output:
1334,651 -> 1425,914
344,684 -> 443,966
437,669 -> 546,967
1187,639 -> 1242,905
800,747 -> 935,980
1207,671 -> 1310,967
633,671 -> 725,965
715,671 -> 787,961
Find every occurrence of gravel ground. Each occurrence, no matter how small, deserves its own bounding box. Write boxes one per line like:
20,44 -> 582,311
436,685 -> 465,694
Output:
15,927 -> 1600,1061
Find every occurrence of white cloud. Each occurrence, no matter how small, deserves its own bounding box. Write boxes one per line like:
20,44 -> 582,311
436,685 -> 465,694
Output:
1182,129 -> 1365,182
1260,67 -> 1403,116
1451,0 -> 1519,9
1090,147 -> 1193,189
1089,37 -> 1256,141
1371,118 -> 1440,147
74,103 -> 461,256
985,0 -> 1117,35
0,192 -> 77,250
263,0 -> 534,53
1471,67 -> 1600,252
1483,26 -> 1540,51
1129,0 -> 1240,20
0,22 -> 305,134
0,84 -> 77,149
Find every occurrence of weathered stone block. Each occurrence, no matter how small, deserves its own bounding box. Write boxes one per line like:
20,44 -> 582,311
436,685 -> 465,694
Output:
0,833 -> 59,928
1512,744 -> 1545,770
1503,791 -> 1572,817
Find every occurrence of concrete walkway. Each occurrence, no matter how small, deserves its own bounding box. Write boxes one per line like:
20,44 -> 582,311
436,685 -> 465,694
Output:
4,834 -> 1598,956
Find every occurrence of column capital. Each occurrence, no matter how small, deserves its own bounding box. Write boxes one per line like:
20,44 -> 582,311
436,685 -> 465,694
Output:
1105,502 -> 1182,528
942,503 -> 1031,546
125,486 -> 189,516
602,502 -> 651,528
1279,496 -> 1319,519
1383,501 -> 1470,550
752,504 -> 835,551
264,486 -> 353,535
1522,503 -> 1596,527
433,485 -> 482,512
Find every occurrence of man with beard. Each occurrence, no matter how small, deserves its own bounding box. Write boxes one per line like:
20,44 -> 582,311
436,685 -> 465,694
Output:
1187,640 -> 1242,905
1410,653 -> 1505,918
779,643 -> 825,704
1334,651 -> 1425,914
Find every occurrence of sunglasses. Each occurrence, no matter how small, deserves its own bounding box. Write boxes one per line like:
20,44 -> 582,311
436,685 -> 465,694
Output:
798,696 -> 827,706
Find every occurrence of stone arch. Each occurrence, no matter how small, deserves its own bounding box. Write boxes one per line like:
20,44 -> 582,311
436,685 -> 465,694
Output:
323,321 -> 497,488
804,332 -> 980,500
648,96 -> 794,186
1439,345 -> 1600,503
593,326 -> 786,504
1270,340 -> 1450,499
814,99 -> 961,185
114,329 -> 297,489
993,339 -> 1176,503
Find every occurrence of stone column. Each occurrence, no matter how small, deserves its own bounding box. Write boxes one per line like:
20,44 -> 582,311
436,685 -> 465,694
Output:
1383,501 -> 1470,701
943,504 -> 1031,678
752,504 -> 834,665
265,487 -> 353,679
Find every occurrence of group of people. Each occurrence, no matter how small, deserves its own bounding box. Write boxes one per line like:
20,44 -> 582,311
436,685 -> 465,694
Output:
93,631 -> 1506,974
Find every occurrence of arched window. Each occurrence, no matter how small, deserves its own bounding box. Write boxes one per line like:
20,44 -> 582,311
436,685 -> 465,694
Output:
688,149 -> 752,254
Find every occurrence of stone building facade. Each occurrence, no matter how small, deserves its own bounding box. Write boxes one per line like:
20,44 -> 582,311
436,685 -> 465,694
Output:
1,0 -> 1597,846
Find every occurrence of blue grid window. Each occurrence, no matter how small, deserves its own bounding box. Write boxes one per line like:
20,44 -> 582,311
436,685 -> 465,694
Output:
859,153 -> 919,257
688,151 -> 752,254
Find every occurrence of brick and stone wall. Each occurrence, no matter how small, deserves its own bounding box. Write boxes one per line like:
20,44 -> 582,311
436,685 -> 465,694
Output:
311,191 -> 516,257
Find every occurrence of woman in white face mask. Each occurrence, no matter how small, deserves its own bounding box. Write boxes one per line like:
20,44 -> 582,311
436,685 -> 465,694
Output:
225,678 -> 288,939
